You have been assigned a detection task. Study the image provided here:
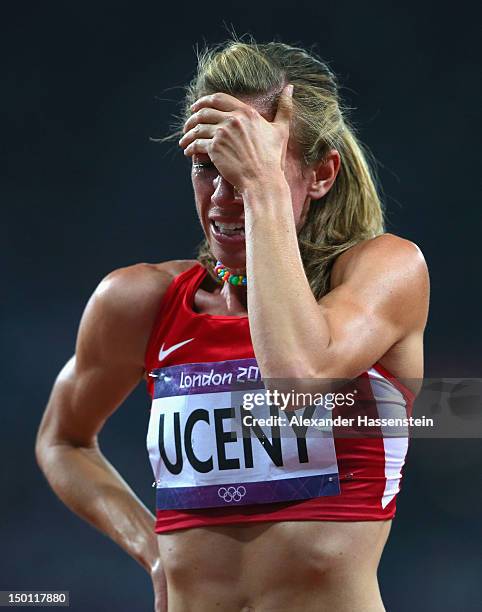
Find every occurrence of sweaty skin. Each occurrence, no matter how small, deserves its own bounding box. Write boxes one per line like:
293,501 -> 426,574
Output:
36,88 -> 429,611
36,245 -> 428,612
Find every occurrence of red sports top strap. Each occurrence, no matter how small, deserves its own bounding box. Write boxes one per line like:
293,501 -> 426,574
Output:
144,263 -> 203,369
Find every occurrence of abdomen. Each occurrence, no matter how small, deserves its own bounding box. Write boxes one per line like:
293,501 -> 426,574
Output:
157,520 -> 391,611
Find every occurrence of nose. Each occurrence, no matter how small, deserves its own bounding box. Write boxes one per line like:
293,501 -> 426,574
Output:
211,174 -> 242,206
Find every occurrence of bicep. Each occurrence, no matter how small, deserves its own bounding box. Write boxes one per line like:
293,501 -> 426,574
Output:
38,280 -> 146,449
318,286 -> 400,378
39,354 -> 143,448
317,236 -> 429,378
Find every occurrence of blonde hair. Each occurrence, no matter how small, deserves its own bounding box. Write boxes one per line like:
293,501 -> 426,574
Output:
167,38 -> 385,300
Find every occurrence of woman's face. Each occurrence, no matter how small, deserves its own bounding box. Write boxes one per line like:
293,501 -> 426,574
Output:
190,96 -> 315,272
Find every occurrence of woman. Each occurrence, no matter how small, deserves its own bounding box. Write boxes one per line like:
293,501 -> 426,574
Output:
36,39 -> 429,611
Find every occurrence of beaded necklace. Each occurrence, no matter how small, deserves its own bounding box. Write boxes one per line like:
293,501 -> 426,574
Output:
214,260 -> 247,286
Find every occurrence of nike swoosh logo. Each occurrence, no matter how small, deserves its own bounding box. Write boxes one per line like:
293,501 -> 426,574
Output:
158,338 -> 194,362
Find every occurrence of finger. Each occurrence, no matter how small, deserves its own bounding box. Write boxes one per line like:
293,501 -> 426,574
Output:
191,92 -> 247,113
183,107 -> 228,134
179,124 -> 217,149
274,84 -> 294,126
183,138 -> 211,157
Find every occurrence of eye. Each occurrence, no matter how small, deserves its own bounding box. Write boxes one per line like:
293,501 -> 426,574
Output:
192,161 -> 216,170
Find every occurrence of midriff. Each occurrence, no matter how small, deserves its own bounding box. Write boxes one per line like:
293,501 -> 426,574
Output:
157,519 -> 391,611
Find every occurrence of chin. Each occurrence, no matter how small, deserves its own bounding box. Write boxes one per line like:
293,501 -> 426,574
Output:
210,246 -> 246,273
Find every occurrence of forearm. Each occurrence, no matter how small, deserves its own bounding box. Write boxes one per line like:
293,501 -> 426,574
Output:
244,179 -> 331,379
36,441 -> 159,573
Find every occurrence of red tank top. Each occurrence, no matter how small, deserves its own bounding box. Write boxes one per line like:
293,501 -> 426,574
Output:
145,263 -> 415,533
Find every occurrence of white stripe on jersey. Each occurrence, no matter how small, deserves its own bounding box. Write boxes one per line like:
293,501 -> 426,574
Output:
367,368 -> 410,509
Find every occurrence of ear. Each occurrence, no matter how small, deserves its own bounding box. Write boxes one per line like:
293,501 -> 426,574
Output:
307,149 -> 341,200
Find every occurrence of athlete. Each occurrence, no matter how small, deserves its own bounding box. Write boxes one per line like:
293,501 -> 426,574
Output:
36,39 -> 429,611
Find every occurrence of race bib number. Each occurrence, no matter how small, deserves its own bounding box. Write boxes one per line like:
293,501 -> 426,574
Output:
146,358 -> 340,510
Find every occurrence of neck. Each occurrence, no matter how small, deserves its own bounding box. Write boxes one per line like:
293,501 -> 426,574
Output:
219,281 -> 248,312
200,268 -> 248,315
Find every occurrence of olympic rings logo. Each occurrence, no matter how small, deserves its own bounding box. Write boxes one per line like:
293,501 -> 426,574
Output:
217,485 -> 247,503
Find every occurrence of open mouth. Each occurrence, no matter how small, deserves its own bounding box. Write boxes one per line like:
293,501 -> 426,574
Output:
211,220 -> 245,236
210,220 -> 246,241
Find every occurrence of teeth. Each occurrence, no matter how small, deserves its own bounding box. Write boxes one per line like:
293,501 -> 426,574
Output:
213,220 -> 245,236
214,221 -> 244,230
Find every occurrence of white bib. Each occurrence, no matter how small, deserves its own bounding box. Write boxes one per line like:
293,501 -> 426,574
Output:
146,359 -> 340,510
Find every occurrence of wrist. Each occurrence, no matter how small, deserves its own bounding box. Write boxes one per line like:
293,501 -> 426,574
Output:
241,173 -> 290,203
135,521 -> 161,573
242,177 -> 292,224
142,538 -> 162,574
149,556 -> 163,576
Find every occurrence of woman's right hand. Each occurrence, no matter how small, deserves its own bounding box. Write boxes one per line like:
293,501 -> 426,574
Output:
151,558 -> 168,612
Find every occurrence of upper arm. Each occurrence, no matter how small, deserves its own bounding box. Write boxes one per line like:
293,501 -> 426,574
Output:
36,263 -> 174,450
317,234 -> 430,378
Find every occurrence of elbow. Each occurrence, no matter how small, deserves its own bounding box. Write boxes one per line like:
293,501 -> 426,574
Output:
35,428 -> 52,474
35,421 -> 46,466
261,359 -> 361,386
257,339 -> 363,384
276,339 -> 336,380
35,407 -> 57,471
258,351 -> 335,381
259,359 -> 321,381
34,423 -> 74,474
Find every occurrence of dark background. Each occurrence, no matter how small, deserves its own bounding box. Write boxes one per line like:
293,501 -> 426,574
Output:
2,2 -> 481,611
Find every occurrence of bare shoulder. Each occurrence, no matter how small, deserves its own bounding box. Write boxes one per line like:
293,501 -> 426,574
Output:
95,259 -> 197,318
77,259 -> 198,365
332,233 -> 429,288
329,233 -> 429,329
